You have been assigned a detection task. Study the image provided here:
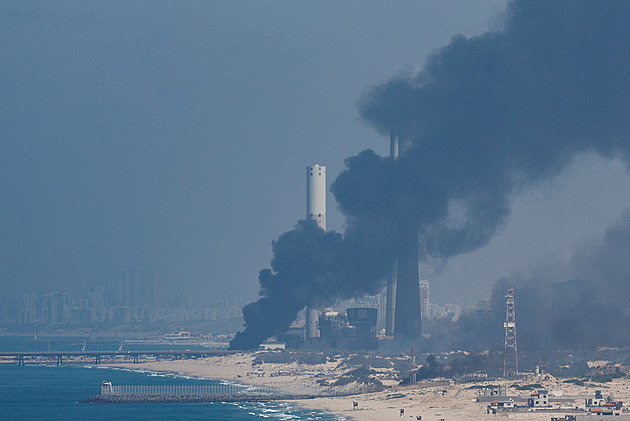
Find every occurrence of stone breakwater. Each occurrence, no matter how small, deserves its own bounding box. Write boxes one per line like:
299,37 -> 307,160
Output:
82,394 -> 320,403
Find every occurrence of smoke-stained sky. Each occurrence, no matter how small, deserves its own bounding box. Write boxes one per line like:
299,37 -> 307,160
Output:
2,0 -> 629,308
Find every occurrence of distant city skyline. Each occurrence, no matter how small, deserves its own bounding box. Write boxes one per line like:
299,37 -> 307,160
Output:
0,277 -> 243,328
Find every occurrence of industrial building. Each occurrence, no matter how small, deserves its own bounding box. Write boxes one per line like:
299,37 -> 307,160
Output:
350,290 -> 386,330
527,389 -> 550,407
302,157 -> 425,346
346,307 -> 378,350
317,310 -> 353,349
317,308 -> 377,350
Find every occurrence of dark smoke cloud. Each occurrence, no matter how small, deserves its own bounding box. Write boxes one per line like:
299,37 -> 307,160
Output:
230,219 -> 388,349
231,0 -> 630,349
556,209 -> 630,348
449,210 -> 630,352
357,0 -> 630,261
571,211 -> 630,309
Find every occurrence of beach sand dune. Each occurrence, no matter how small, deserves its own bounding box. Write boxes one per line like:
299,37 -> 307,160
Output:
107,354 -> 630,421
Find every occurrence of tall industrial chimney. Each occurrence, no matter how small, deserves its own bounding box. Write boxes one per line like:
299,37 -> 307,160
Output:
388,133 -> 423,342
307,164 -> 326,230
385,133 -> 399,336
305,164 -> 326,341
390,132 -> 399,160
394,229 -> 422,341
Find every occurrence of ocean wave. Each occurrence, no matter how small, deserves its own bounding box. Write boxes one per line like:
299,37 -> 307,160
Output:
236,401 -> 345,420
75,365 -> 345,420
90,365 -> 213,382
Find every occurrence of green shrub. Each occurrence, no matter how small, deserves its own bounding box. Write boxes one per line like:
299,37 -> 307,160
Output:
512,383 -> 543,390
563,379 -> 585,386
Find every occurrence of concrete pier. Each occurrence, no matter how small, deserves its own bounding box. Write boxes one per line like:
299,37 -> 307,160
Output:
82,382 -> 360,403
0,349 -> 239,366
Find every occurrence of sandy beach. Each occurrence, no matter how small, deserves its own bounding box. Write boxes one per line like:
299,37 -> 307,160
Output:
105,352 -> 630,421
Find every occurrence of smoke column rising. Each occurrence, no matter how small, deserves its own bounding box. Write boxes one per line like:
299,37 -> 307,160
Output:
230,0 -> 630,350
452,209 -> 630,353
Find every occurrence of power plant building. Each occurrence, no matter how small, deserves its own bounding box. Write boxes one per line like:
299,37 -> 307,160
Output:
347,307 -> 378,350
318,308 -> 378,350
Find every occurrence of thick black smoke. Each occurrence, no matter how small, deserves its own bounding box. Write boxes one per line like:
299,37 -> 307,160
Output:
231,0 -> 630,349
356,0 -> 630,260
229,219 -> 390,349
449,210 -> 630,352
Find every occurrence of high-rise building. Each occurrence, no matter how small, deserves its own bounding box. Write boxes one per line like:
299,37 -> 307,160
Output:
419,280 -> 430,320
116,268 -> 155,322
89,285 -> 106,323
18,291 -> 37,324
118,268 -> 155,309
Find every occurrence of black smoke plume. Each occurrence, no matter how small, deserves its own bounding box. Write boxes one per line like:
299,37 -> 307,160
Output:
230,0 -> 630,350
229,219 -> 391,349
448,210 -> 630,352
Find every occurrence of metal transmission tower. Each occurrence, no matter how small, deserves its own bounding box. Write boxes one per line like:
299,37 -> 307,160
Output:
409,347 -> 417,384
503,288 -> 518,377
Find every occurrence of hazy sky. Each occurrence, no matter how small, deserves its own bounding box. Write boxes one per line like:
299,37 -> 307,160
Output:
4,1 -> 628,307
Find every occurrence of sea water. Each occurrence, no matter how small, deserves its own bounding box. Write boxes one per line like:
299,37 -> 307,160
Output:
0,338 -> 345,421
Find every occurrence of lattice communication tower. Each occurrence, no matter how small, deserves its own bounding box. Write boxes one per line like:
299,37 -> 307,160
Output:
409,347 -> 417,385
503,288 -> 518,377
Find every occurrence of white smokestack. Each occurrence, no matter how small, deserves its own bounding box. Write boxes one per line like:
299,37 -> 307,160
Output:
305,164 -> 326,340
390,132 -> 399,160
306,164 -> 326,230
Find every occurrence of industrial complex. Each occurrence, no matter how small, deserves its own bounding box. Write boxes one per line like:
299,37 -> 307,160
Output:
299,155 -> 430,351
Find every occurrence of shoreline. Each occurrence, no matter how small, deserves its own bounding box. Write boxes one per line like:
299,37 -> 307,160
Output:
99,357 -> 504,421
103,356 -> 359,420
98,355 -> 630,421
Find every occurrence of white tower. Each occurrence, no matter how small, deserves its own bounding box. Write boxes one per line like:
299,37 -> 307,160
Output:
306,164 -> 326,230
305,164 -> 326,341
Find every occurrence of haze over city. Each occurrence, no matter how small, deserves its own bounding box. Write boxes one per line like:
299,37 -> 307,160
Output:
7,2 -> 630,420
3,0 -> 630,313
